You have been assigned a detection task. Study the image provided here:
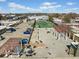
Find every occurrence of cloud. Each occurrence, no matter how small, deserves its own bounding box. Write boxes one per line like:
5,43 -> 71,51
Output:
66,2 -> 76,5
0,0 -> 6,2
65,8 -> 79,13
40,2 -> 61,9
8,2 -> 42,13
42,2 -> 57,6
30,9 -> 42,13
65,8 -> 79,11
0,9 -> 5,13
9,2 -> 27,10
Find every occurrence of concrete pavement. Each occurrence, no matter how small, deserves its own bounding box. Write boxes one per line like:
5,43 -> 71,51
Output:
30,28 -> 73,58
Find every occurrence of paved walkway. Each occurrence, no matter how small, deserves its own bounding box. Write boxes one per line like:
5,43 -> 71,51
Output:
30,28 -> 74,58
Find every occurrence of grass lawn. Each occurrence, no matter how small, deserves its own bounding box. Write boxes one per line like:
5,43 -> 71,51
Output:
35,20 -> 54,28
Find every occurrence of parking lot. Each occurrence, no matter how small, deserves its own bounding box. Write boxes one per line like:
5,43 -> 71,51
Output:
0,20 -> 30,47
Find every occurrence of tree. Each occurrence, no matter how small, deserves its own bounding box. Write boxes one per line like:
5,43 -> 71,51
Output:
0,14 -> 2,20
52,13 -> 60,18
68,13 -> 78,19
48,15 -> 54,22
63,15 -> 70,23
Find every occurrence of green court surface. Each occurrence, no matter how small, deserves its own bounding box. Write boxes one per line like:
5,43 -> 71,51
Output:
35,20 -> 54,28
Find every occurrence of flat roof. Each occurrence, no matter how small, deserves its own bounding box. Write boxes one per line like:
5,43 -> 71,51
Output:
54,25 -> 69,32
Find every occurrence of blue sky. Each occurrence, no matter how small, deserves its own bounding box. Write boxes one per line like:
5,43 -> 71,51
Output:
0,0 -> 79,13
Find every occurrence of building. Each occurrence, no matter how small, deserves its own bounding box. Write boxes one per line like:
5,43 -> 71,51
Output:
28,15 -> 48,20
0,20 -> 22,27
53,18 -> 63,25
70,17 -> 79,23
68,26 -> 79,41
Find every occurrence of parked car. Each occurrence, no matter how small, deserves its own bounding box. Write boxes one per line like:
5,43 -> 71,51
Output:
7,27 -> 16,32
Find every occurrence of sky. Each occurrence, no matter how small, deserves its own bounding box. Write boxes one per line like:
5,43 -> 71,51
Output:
0,0 -> 79,13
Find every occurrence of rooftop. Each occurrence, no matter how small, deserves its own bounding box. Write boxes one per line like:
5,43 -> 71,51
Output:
54,24 -> 69,32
